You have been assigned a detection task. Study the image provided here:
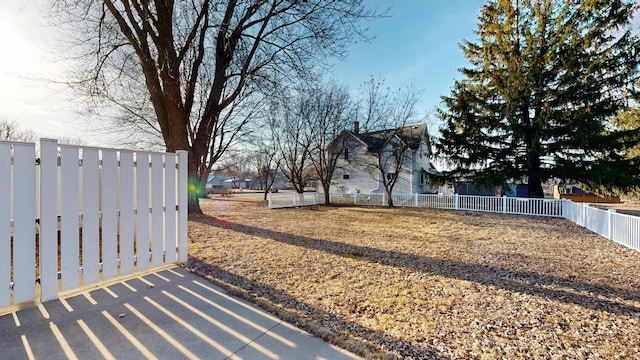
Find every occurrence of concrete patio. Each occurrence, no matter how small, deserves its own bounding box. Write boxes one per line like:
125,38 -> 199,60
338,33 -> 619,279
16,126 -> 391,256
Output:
0,266 -> 358,360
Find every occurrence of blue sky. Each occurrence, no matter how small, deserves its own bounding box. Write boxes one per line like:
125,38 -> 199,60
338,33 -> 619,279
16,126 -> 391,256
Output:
331,1 -> 486,120
0,1 -> 487,145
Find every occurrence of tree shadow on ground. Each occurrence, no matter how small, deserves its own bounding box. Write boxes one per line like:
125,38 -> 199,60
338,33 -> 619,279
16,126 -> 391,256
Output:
187,261 -> 446,359
365,206 -> 592,235
192,215 -> 640,316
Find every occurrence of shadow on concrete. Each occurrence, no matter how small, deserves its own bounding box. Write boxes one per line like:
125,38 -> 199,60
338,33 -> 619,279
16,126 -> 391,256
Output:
0,267 -> 359,360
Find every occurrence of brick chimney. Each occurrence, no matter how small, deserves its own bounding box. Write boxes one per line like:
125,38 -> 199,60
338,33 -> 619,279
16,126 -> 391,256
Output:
353,121 -> 359,134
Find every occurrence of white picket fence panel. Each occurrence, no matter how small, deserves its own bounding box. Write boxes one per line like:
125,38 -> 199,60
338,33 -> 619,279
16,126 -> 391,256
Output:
271,193 -> 563,216
416,194 -> 455,209
1,139 -> 188,308
611,212 -> 640,251
391,194 -> 415,207
563,200 -> 640,251
269,192 -> 638,252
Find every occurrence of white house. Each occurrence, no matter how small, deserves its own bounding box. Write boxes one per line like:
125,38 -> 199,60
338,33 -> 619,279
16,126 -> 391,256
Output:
320,123 -> 441,195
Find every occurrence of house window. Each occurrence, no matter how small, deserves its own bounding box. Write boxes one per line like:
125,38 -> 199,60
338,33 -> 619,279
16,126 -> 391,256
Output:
386,172 -> 395,181
392,145 -> 402,158
343,174 -> 350,180
344,147 -> 349,160
420,173 -> 429,185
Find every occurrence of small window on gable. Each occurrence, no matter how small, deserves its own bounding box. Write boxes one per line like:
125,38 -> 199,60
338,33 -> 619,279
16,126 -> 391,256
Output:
344,147 -> 349,160
343,174 -> 350,180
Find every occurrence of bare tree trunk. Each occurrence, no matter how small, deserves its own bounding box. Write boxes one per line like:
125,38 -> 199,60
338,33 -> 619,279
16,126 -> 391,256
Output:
188,148 -> 204,214
323,183 -> 331,204
385,185 -> 394,207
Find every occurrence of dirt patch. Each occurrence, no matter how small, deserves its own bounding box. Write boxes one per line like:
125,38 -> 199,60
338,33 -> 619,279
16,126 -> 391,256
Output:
187,196 -> 640,359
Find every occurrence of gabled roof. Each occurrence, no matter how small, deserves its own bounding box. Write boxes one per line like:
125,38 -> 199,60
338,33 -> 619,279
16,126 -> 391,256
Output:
349,123 -> 428,152
207,174 -> 232,183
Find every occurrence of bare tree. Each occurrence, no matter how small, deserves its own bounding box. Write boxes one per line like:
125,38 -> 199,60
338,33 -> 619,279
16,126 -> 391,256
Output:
253,141 -> 281,200
270,90 -> 314,193
0,119 -> 38,142
58,136 -> 86,146
308,82 -> 353,204
50,0 -> 381,213
357,78 -> 422,207
0,119 -> 87,147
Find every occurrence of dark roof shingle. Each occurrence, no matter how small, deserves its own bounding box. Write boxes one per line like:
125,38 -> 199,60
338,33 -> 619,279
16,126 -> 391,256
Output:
350,124 -> 427,151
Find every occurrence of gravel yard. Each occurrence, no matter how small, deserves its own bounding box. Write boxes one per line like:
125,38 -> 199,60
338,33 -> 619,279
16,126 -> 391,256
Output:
187,195 -> 640,359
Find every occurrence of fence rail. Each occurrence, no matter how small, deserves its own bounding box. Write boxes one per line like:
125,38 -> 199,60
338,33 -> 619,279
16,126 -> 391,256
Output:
269,192 -> 638,252
1,139 -> 188,308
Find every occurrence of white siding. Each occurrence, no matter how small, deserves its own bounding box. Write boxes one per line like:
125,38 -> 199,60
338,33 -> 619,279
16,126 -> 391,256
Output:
323,133 -> 437,196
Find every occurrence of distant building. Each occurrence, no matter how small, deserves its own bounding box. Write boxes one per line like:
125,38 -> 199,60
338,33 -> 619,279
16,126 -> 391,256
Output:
454,181 -> 498,196
320,123 -> 442,195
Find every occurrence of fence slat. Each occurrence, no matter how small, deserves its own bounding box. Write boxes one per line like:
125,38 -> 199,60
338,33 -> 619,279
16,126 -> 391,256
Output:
0,143 -> 11,307
101,150 -> 118,280
136,154 -> 150,270
12,143 -> 36,304
82,149 -> 100,285
60,147 -> 80,291
164,154 -> 177,264
119,152 -> 135,275
151,154 -> 164,268
39,139 -> 58,302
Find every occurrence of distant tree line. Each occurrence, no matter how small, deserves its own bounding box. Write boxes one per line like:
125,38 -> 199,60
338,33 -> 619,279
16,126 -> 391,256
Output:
0,119 -> 84,145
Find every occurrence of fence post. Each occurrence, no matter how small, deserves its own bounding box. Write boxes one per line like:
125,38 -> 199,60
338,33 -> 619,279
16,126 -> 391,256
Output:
354,193 -> 358,205
176,150 -> 188,264
293,192 -> 297,207
39,138 -> 59,302
454,193 -> 460,210
268,191 -> 273,208
502,196 -> 507,214
314,191 -> 318,205
607,209 -> 616,240
414,193 -> 418,208
382,192 -> 386,206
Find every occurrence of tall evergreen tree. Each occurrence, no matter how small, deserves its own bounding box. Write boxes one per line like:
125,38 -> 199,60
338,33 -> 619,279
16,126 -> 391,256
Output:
438,0 -> 640,197
612,107 -> 640,158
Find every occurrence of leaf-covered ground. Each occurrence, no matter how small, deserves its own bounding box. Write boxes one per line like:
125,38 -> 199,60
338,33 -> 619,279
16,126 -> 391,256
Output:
187,195 -> 640,359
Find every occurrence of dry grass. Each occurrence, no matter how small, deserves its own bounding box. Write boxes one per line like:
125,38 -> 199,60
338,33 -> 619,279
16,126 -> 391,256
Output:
187,195 -> 640,359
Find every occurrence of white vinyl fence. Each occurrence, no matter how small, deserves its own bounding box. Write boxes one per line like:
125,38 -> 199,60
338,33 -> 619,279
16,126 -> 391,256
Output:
268,192 -> 320,208
269,192 -> 639,252
270,193 -> 563,217
563,200 -> 640,251
1,139 -> 188,308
